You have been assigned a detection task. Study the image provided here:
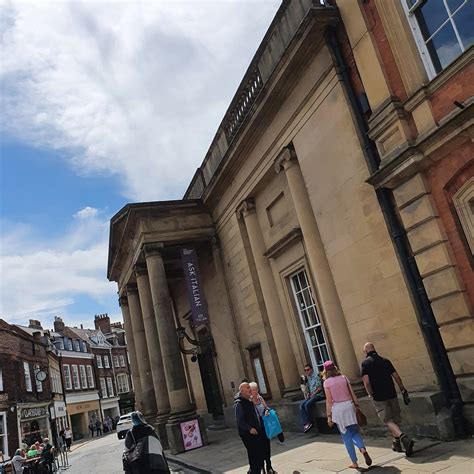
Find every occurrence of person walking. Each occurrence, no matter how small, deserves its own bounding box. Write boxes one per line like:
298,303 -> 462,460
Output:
234,382 -> 264,474
300,363 -> 324,432
95,419 -> 102,437
123,411 -> 169,473
63,427 -> 72,452
323,360 -> 372,470
88,421 -> 95,438
361,342 -> 414,456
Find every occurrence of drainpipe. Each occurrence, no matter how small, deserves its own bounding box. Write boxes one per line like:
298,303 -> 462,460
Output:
324,26 -> 465,437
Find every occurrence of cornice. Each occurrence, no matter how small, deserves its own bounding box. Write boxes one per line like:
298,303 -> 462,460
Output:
263,228 -> 302,259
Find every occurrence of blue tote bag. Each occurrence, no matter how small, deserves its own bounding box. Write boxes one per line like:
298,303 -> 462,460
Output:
263,409 -> 283,439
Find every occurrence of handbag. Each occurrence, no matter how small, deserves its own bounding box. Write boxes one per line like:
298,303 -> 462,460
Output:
344,376 -> 367,427
262,409 -> 283,439
124,431 -> 145,464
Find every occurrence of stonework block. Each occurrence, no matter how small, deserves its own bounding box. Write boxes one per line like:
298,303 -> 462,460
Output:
407,217 -> 447,254
457,375 -> 474,403
399,194 -> 437,231
432,292 -> 472,325
439,318 -> 474,350
424,266 -> 464,301
393,173 -> 429,208
414,242 -> 454,278
411,99 -> 436,135
447,346 -> 474,376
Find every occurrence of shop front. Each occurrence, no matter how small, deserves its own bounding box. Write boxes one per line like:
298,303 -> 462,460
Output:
18,403 -> 51,447
101,397 -> 120,424
119,394 -> 135,415
50,400 -> 67,445
66,399 -> 100,441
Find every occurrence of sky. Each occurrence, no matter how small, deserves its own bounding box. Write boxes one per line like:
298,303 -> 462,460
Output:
0,0 -> 281,329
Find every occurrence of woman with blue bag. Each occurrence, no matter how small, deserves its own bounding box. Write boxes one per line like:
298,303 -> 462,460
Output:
250,382 -> 284,474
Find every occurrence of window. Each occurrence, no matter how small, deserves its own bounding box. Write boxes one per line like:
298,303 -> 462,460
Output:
116,374 -> 130,394
51,369 -> 62,394
104,356 -> 110,368
0,365 -> 3,391
34,364 -> 43,392
23,362 -> 32,392
63,365 -> 72,390
453,176 -> 474,256
119,355 -> 126,367
106,377 -> 114,397
56,339 -> 64,350
405,0 -> 474,76
0,411 -> 7,458
113,356 -> 120,368
66,338 -> 73,351
290,269 -> 331,373
81,341 -> 87,352
73,340 -> 80,352
71,365 -> 80,389
79,365 -> 88,389
100,377 -> 108,398
86,366 -> 95,388
96,355 -> 103,368
248,346 -> 271,398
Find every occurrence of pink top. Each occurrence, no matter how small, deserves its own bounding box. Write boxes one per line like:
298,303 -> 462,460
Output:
323,375 -> 352,403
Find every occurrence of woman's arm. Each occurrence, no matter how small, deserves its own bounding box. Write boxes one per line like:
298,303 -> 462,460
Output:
260,395 -> 268,410
324,387 -> 334,427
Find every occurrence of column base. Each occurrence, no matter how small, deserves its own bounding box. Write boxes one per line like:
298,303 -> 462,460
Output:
153,414 -> 170,450
166,413 -> 208,455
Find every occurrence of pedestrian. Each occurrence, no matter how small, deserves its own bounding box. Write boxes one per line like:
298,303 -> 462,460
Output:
323,360 -> 372,470
250,382 -> 278,474
361,342 -> 414,456
63,427 -> 72,451
300,363 -> 324,432
123,411 -> 170,473
95,419 -> 102,436
40,437 -> 54,473
234,382 -> 264,474
11,449 -> 26,473
88,421 -> 95,438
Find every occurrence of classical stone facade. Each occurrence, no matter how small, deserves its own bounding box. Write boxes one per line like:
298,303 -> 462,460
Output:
108,0 -> 473,446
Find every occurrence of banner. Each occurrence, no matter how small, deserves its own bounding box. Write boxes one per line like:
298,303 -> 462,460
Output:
181,247 -> 209,326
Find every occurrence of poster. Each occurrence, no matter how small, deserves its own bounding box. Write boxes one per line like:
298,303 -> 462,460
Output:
180,419 -> 203,451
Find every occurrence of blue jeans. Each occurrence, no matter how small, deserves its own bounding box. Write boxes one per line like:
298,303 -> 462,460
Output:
300,394 -> 323,425
340,424 -> 365,463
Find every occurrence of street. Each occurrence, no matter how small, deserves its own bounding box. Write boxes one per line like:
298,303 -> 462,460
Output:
67,434 -> 196,473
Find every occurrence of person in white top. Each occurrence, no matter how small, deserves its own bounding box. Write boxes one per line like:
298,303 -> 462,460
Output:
63,427 -> 73,451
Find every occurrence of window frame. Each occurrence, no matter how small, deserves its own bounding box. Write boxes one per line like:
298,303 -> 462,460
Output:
113,356 -> 120,368
0,411 -> 8,458
73,340 -> 80,352
116,374 -> 130,394
119,355 -> 126,367
104,356 -> 110,368
106,377 -> 114,397
71,365 -> 80,390
96,355 -> 103,369
63,365 -> 72,390
100,377 -> 108,398
79,365 -> 88,389
86,365 -> 95,388
23,362 -> 32,392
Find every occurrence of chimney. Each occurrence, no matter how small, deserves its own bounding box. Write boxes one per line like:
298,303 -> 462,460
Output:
32,331 -> 41,342
29,319 -> 43,330
54,316 -> 65,333
94,314 -> 111,334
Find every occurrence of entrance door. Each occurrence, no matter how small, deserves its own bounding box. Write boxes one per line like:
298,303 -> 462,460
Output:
290,269 -> 331,372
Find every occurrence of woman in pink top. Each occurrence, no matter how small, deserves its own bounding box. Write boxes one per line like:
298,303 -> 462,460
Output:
323,360 -> 372,470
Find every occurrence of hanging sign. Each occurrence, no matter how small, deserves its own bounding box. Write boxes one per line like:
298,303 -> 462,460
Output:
181,247 -> 209,326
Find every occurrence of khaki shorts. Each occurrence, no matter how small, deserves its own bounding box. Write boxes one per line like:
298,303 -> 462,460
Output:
373,398 -> 401,425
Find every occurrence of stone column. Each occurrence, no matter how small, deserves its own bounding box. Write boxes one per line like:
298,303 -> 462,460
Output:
144,244 -> 207,455
119,295 -> 143,412
237,199 -> 300,393
126,284 -> 158,416
275,146 -> 359,379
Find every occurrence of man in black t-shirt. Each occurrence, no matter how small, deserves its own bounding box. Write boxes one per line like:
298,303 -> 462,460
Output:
361,342 -> 414,456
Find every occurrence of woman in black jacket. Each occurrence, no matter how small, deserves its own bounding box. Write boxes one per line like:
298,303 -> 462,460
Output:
123,412 -> 170,474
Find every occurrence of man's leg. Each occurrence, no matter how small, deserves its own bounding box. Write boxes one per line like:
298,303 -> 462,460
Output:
301,397 -> 317,426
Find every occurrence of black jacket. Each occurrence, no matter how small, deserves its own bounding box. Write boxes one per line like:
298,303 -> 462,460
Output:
234,395 -> 261,438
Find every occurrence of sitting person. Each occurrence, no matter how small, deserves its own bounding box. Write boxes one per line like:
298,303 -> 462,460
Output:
27,444 -> 39,458
300,363 -> 324,433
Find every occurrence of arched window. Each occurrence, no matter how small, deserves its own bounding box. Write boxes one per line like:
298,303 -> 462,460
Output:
453,176 -> 474,256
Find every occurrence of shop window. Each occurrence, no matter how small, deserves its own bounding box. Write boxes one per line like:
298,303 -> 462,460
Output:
100,377 -> 108,398
86,366 -> 95,388
106,377 -> 114,397
33,364 -> 43,393
117,374 -> 130,394
453,176 -> 474,256
79,365 -> 88,389
0,411 -> 7,458
104,356 -> 110,368
23,362 -> 32,392
404,0 -> 474,77
96,355 -> 103,368
290,268 -> 331,373
71,365 -> 80,389
63,365 -> 72,390
119,355 -> 126,367
248,346 -> 271,398
113,356 -> 120,368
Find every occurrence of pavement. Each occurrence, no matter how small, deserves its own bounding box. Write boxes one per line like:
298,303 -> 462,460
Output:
167,429 -> 474,474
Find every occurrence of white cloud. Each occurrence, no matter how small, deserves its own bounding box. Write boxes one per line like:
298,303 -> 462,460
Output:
1,0 -> 281,201
74,206 -> 99,220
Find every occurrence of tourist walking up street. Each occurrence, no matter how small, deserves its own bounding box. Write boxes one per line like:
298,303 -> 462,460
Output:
64,427 -> 73,451
235,382 -> 264,474
300,363 -> 324,433
323,360 -> 372,470
361,342 -> 414,456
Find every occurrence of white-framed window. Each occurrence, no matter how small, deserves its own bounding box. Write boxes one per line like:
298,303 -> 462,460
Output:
73,340 -> 80,352
100,377 -> 108,398
51,368 -> 62,393
116,374 -> 130,394
0,411 -> 8,458
113,356 -> 120,368
63,365 -> 72,390
106,377 -> 114,397
81,341 -> 87,352
404,0 -> 474,77
66,338 -> 73,351
96,355 -> 103,368
290,268 -> 331,373
86,365 -> 95,388
0,364 -> 3,391
119,355 -> 126,367
104,356 -> 110,368
33,364 -> 43,392
71,365 -> 80,389
79,365 -> 88,389
23,362 -> 32,392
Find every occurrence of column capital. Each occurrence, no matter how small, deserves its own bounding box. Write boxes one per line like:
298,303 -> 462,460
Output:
143,242 -> 164,258
236,198 -> 256,220
126,284 -> 138,296
119,294 -> 129,307
134,264 -> 148,278
274,145 -> 298,174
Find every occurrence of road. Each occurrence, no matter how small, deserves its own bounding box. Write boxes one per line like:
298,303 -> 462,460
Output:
66,433 -> 196,473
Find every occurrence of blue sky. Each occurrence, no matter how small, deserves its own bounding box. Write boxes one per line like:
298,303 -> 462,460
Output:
0,0 -> 280,329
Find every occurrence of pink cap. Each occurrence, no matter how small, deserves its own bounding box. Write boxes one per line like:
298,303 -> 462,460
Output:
323,360 -> 335,370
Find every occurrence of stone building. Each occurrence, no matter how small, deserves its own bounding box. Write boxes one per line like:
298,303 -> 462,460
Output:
0,320 -> 52,458
107,0 -> 473,451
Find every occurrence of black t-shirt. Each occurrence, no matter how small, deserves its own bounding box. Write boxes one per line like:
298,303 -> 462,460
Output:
361,351 -> 397,401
